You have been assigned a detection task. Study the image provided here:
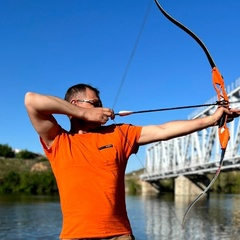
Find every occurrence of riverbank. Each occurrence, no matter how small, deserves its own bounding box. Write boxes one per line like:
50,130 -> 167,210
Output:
0,158 -> 56,194
1,158 -> 240,194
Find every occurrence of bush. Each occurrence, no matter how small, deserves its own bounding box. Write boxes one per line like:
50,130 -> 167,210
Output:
0,171 -> 58,194
126,179 -> 141,194
0,144 -> 15,158
0,171 -> 21,193
15,150 -> 38,159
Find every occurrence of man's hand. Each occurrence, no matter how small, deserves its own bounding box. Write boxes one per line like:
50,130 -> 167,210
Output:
82,107 -> 115,124
212,107 -> 240,126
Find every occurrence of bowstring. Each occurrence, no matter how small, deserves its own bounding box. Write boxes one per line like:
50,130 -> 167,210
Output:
112,0 -> 153,109
111,1 -> 152,175
112,119 -> 149,176
181,150 -> 225,228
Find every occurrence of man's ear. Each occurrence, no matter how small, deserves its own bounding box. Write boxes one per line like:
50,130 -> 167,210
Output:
70,99 -> 77,105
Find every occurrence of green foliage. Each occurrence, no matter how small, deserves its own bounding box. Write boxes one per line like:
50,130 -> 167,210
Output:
160,179 -> 174,191
0,144 -> 15,158
126,179 -> 141,194
212,171 -> 240,194
0,170 -> 58,194
15,149 -> 38,159
0,171 -> 21,193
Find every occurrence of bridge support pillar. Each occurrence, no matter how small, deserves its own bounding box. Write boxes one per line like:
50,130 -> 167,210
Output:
175,175 -> 206,196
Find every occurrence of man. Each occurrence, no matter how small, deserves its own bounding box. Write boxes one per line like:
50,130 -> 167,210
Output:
25,83 -> 239,240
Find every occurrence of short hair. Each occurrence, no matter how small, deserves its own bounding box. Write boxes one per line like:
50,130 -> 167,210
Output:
64,83 -> 100,102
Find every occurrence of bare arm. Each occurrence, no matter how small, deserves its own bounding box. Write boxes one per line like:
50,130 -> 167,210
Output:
138,107 -> 239,145
24,92 -> 114,148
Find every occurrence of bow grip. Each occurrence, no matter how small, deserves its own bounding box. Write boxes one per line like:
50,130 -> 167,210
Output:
218,113 -> 230,149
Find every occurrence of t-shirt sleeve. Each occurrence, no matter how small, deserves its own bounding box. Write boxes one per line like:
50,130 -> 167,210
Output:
39,127 -> 66,162
117,124 -> 142,158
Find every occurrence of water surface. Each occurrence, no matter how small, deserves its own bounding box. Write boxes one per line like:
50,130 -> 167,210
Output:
1,193 -> 240,240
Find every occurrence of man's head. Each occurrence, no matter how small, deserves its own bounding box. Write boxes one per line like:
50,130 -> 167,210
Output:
65,83 -> 102,108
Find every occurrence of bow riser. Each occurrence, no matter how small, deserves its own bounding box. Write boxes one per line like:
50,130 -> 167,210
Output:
212,67 -> 229,104
212,67 -> 230,149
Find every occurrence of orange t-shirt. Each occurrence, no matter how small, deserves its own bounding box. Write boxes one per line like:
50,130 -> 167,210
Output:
40,123 -> 142,239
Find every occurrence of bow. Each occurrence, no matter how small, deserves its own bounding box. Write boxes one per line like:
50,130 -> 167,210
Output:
154,0 -> 230,227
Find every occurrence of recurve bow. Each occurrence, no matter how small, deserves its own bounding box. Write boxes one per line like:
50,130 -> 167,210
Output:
153,0 -> 230,227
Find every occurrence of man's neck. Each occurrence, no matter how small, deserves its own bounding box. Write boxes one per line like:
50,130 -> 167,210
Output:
70,120 -> 101,134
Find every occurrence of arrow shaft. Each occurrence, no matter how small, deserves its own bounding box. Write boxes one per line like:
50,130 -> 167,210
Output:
114,101 -> 226,116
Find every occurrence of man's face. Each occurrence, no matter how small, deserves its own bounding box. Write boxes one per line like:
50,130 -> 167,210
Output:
73,88 -> 101,108
70,88 -> 103,130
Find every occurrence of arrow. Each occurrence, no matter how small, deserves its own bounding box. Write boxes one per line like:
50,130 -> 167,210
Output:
114,100 -> 230,116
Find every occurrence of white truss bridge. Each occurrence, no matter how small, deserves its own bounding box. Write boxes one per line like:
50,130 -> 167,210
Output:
141,78 -> 240,181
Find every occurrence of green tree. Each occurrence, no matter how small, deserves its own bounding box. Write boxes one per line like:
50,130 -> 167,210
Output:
0,170 -> 58,194
0,144 -> 15,158
0,171 -> 20,193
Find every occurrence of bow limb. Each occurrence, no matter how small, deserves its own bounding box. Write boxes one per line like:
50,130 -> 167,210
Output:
154,0 -> 216,68
154,0 -> 230,227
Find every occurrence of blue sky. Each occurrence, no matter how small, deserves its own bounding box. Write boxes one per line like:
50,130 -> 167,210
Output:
0,0 -> 240,172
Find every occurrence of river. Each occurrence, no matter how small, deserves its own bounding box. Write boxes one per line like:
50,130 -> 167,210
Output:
0,193 -> 240,240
